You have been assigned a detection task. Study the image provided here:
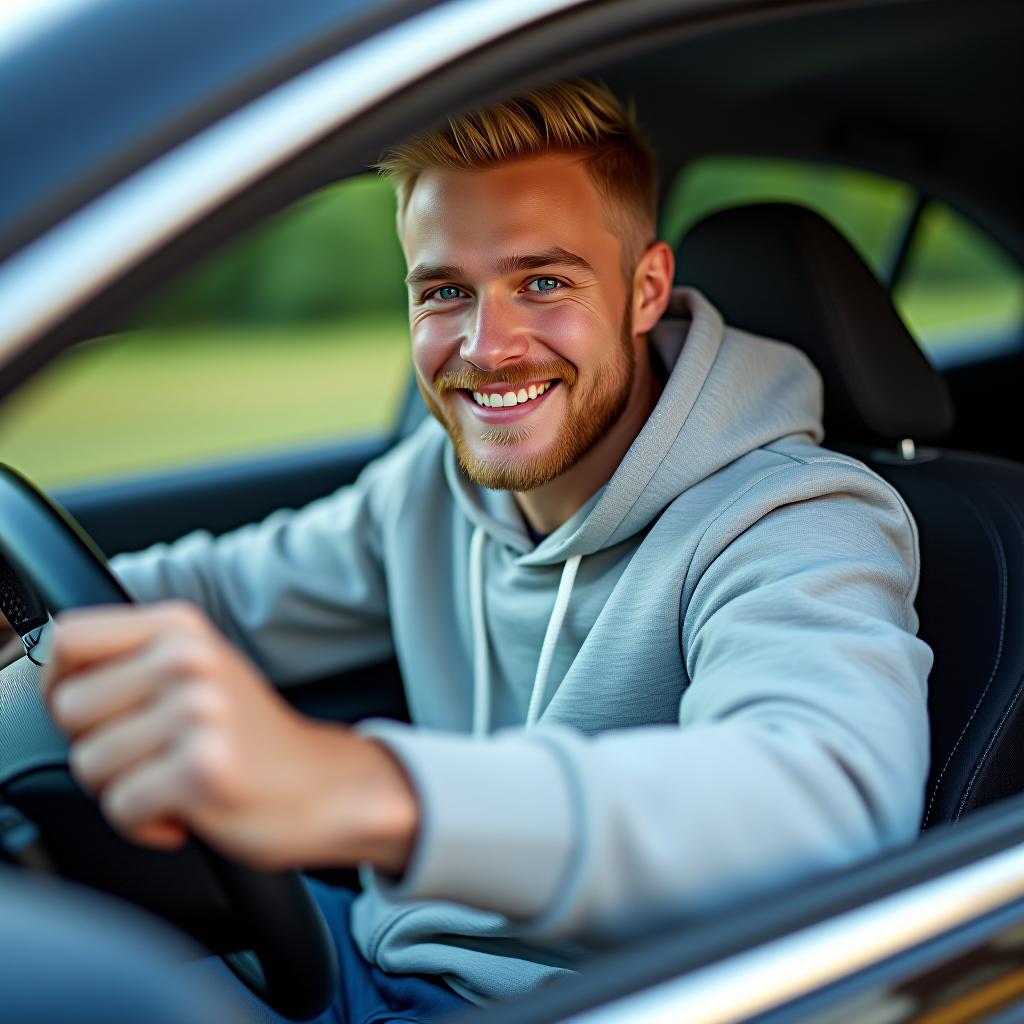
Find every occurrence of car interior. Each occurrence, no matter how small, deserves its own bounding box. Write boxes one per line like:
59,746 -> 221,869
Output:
2,0 -> 1024,1020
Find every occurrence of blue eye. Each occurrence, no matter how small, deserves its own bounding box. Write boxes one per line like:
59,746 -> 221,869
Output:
435,286 -> 463,301
530,277 -> 562,293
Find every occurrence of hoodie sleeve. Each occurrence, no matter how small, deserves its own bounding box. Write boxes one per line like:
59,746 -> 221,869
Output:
109,450 -> 401,687
360,459 -> 931,942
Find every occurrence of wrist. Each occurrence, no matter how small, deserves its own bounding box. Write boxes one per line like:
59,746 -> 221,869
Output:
304,724 -> 419,873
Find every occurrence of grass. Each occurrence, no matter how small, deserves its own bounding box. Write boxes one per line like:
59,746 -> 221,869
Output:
0,316 -> 411,487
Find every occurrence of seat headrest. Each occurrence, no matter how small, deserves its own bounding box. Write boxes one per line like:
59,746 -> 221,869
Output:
676,203 -> 954,444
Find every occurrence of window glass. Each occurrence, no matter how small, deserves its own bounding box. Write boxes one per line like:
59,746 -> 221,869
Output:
662,156 -> 1024,369
661,155 -> 915,278
0,175 -> 410,487
893,204 -> 1024,368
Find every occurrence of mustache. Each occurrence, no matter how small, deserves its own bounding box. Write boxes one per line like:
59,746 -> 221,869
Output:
434,360 -> 578,395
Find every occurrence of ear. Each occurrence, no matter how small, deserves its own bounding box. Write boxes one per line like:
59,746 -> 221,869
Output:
630,241 -> 675,336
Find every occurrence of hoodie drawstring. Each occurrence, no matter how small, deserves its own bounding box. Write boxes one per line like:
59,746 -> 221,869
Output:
469,527 -> 491,737
469,525 -> 582,736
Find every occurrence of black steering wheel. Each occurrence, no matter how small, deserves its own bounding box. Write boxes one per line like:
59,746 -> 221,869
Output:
0,466 -> 338,1020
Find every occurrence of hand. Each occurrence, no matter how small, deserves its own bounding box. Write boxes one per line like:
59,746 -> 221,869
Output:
40,601 -> 418,873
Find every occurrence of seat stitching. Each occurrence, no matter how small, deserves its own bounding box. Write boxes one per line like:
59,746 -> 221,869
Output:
955,485 -> 1023,819
923,485 -> 1008,826
959,683 -> 1024,821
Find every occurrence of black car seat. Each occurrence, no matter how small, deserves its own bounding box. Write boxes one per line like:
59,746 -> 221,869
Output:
676,202 -> 1024,828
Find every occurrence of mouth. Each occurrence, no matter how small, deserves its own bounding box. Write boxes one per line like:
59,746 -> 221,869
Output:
457,379 -> 560,418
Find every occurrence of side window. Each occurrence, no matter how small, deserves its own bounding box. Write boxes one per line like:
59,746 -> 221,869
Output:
0,174 -> 410,488
662,156 -> 1024,369
893,204 -> 1024,368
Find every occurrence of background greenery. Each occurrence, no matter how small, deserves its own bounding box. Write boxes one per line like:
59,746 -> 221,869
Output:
0,160 -> 1020,487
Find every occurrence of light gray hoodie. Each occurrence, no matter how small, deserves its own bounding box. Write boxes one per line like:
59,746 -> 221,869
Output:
111,289 -> 932,1005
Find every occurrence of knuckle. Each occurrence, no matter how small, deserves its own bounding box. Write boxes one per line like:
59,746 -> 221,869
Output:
172,680 -> 224,726
160,636 -> 218,679
183,736 -> 229,799
162,600 -> 209,634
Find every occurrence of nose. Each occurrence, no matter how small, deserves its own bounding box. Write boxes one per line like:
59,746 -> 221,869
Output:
459,293 -> 529,371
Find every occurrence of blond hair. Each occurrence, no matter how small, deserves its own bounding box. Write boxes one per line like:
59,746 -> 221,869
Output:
377,80 -> 657,274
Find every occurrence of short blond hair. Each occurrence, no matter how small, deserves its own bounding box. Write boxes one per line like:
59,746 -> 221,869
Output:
377,80 -> 657,274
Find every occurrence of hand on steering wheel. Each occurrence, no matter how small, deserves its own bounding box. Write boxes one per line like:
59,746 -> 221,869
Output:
0,466 -> 338,1020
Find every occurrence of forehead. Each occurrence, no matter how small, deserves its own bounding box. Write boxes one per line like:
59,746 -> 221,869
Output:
400,154 -> 617,268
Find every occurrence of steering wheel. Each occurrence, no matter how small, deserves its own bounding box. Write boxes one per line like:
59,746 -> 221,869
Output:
0,466 -> 338,1020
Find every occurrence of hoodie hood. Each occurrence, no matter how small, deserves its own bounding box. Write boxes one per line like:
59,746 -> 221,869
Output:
446,287 -> 824,566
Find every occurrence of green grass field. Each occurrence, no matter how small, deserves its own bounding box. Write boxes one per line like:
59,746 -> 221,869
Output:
0,316 -> 411,487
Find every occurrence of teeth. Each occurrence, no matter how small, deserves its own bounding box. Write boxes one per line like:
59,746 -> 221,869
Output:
471,381 -> 552,408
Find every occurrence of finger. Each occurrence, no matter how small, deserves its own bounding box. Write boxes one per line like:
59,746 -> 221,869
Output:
47,628 -> 221,738
69,696 -> 175,794
47,644 -> 168,738
129,820 -> 188,850
100,747 -> 194,843
69,679 -> 222,792
47,601 -> 212,687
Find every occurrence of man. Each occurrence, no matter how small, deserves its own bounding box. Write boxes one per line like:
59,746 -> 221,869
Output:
39,81 -> 931,1018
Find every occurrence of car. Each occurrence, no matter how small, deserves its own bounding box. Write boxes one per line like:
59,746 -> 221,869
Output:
1,0 -> 1024,1021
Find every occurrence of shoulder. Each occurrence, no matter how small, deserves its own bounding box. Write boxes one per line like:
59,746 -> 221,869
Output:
676,437 -> 920,597
706,436 -> 913,529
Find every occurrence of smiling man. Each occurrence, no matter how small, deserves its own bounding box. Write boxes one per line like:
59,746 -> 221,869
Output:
40,81 -> 931,1020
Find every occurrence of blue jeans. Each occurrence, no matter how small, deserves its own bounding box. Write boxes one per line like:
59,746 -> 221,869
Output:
198,881 -> 470,1023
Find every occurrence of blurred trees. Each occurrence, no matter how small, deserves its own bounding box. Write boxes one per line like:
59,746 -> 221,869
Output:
140,175 -> 407,326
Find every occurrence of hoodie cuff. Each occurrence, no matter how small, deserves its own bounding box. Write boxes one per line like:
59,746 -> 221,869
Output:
355,720 -> 576,920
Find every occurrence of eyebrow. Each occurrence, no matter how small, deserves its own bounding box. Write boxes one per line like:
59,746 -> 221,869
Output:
405,247 -> 595,287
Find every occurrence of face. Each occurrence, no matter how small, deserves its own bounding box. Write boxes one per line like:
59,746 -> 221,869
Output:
401,154 -> 640,492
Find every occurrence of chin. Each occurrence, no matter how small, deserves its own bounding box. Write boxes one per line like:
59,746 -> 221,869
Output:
457,439 -> 569,492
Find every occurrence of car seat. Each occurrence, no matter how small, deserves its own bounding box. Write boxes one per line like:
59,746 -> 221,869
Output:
676,202 -> 1024,827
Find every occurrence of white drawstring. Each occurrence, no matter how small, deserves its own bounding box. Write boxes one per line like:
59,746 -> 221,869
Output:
468,525 -> 582,735
469,526 -> 490,737
526,553 -> 582,728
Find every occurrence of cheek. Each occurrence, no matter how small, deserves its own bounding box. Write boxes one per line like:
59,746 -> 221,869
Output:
411,315 -> 459,386
533,302 -> 609,364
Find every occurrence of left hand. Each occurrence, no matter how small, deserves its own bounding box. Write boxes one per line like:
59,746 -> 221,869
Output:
40,600 -> 418,873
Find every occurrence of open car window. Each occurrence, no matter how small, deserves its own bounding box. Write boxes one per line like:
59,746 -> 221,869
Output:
0,174 -> 409,488
663,155 -> 1024,371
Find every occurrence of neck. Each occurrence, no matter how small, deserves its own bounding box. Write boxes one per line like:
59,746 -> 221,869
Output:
515,343 -> 663,536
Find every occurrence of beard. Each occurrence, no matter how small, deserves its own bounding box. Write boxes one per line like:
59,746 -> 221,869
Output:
418,304 -> 636,491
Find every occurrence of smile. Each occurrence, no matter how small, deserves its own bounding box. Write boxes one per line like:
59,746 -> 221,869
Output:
469,381 -> 554,408
462,380 -> 561,415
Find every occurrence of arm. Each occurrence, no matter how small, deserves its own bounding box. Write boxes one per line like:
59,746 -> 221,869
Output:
360,465 -> 931,940
110,445 -> 401,687
42,458 -> 930,941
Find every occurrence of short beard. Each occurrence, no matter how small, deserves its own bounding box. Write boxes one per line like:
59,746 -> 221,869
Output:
419,304 -> 636,492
